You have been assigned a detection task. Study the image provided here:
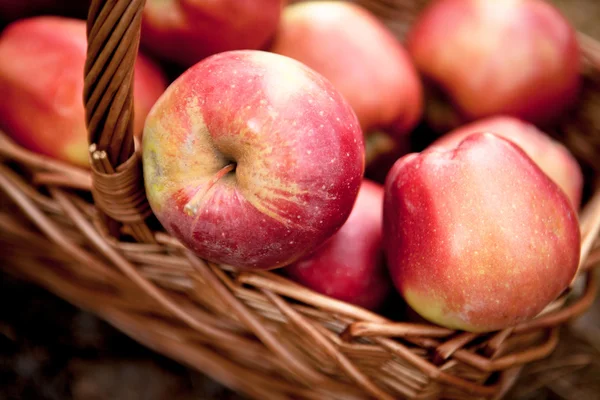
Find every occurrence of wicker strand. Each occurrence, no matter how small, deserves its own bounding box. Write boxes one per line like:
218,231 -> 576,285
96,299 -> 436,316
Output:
343,322 -> 455,339
263,289 -> 396,400
185,255 -> 328,386
374,337 -> 499,396
238,271 -> 390,323
483,329 -> 515,358
435,333 -> 481,363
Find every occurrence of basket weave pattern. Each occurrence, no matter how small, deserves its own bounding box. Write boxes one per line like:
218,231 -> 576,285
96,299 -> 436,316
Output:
1,1 -> 600,399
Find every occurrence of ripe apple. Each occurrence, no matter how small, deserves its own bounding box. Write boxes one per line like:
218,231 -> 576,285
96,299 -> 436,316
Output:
406,0 -> 580,126
432,116 -> 583,208
140,0 -> 285,68
269,1 -> 423,137
0,16 -> 168,168
142,50 -> 365,270
384,133 -> 580,332
285,179 -> 391,310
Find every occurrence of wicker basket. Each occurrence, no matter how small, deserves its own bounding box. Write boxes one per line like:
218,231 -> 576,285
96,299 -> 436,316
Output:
1,0 -> 600,399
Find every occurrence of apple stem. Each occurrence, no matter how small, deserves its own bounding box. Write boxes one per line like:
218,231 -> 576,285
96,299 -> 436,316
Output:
183,163 -> 236,216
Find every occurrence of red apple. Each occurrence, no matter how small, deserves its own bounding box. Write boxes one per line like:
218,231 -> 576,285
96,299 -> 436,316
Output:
285,179 -> 391,310
142,50 -> 365,270
406,0 -> 580,126
140,0 -> 285,68
384,133 -> 580,332
432,116 -> 583,208
269,1 -> 423,138
0,16 -> 168,168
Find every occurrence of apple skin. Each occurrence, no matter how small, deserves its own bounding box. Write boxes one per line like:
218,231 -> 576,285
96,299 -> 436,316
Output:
0,16 -> 168,168
285,179 -> 391,310
140,0 -> 285,68
431,116 -> 583,208
384,133 -> 580,332
142,50 -> 365,270
406,0 -> 580,126
269,1 -> 423,138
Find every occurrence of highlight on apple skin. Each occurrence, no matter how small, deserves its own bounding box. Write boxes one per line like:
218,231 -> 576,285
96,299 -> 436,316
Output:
432,116 -> 584,208
406,0 -> 581,126
0,16 -> 168,168
140,0 -> 285,68
285,179 -> 392,311
383,133 -> 581,332
142,50 -> 365,271
270,1 -> 423,138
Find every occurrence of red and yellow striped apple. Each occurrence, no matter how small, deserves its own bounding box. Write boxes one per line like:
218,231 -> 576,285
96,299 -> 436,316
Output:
285,179 -> 391,310
141,0 -> 285,68
432,116 -> 583,208
269,1 -> 423,137
406,0 -> 580,126
0,16 -> 168,168
142,50 -> 365,270
384,133 -> 580,332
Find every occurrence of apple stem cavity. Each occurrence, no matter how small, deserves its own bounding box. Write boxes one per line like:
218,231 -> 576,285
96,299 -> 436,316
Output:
183,163 -> 236,216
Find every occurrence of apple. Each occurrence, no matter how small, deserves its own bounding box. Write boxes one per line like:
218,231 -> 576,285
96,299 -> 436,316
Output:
269,1 -> 423,138
285,179 -> 391,310
140,0 -> 285,68
0,16 -> 168,168
431,116 -> 583,208
142,50 -> 365,270
384,133 -> 580,332
406,0 -> 580,126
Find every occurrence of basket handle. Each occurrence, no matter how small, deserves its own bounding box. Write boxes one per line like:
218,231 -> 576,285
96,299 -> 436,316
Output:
83,0 -> 154,242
